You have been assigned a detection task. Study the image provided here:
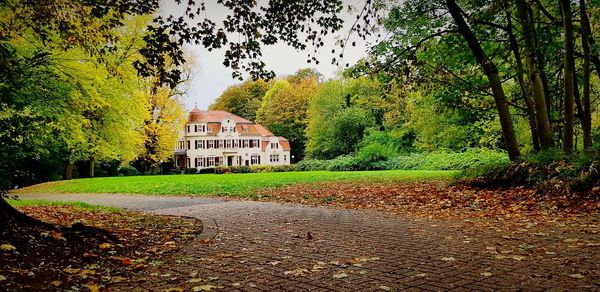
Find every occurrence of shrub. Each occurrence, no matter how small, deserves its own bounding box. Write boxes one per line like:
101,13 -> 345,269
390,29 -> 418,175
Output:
527,148 -> 565,164
327,155 -> 362,171
118,165 -> 140,176
354,143 -> 395,166
215,166 -> 232,174
382,148 -> 509,171
186,167 -> 201,174
296,159 -> 330,171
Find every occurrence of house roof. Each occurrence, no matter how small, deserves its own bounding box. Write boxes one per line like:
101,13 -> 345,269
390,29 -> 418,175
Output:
278,137 -> 291,151
187,108 -> 252,124
185,109 -> 283,140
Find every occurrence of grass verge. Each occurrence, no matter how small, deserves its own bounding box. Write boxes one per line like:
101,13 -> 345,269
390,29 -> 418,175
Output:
18,170 -> 456,197
7,199 -> 121,212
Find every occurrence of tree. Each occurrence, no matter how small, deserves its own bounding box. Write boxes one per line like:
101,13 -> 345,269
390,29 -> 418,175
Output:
209,79 -> 271,121
256,75 -> 319,159
445,0 -> 520,160
132,85 -> 185,173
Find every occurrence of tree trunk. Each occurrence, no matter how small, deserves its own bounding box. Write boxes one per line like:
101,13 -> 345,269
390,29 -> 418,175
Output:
0,195 -> 52,228
65,162 -> 74,180
580,0 -> 593,149
89,156 -> 95,178
506,5 -> 540,151
515,0 -> 554,149
446,0 -> 520,160
560,0 -> 575,154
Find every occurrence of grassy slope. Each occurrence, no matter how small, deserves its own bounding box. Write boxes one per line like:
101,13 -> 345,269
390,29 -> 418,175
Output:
7,199 -> 121,212
19,170 -> 455,197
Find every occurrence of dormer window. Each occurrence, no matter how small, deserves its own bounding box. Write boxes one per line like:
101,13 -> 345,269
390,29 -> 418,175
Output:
208,127 -> 213,133
243,126 -> 248,133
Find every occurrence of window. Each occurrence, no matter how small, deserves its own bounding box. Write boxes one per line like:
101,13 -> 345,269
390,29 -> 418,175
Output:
243,140 -> 248,148
194,140 -> 198,149
270,154 -> 280,163
219,140 -> 224,148
208,140 -> 214,149
202,125 -> 206,132
271,142 -> 279,149
251,154 -> 260,165
226,140 -> 232,148
234,139 -> 239,148
243,127 -> 248,133
229,126 -> 234,132
255,139 -> 260,148
187,140 -> 190,150
208,157 -> 215,167
194,125 -> 198,132
222,126 -> 226,132
284,155 -> 287,161
208,127 -> 213,133
186,125 -> 190,133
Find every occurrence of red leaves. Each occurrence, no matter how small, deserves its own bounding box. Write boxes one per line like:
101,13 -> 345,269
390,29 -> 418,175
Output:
257,180 -> 598,221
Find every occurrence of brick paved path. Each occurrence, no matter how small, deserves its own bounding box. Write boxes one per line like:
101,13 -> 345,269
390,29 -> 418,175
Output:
18,193 -> 599,291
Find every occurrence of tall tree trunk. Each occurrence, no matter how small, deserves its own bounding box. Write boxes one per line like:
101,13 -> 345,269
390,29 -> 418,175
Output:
506,5 -> 540,151
515,0 -> 554,149
560,0 -> 575,154
65,161 -> 74,180
89,156 -> 96,178
446,0 -> 520,160
580,0 -> 593,149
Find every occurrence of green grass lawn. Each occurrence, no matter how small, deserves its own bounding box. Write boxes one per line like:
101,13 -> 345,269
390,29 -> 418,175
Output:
7,199 -> 121,212
20,170 -> 455,197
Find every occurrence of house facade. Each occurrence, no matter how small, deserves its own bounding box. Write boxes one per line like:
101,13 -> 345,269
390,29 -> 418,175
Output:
174,108 -> 291,170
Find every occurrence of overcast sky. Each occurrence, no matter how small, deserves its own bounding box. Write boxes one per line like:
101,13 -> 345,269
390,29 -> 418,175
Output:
159,0 -> 373,111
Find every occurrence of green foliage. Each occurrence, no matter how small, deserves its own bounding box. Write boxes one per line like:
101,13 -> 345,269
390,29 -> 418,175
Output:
381,149 -> 510,171
118,166 -> 141,177
527,149 -> 566,164
296,148 -> 509,172
305,79 -> 377,159
256,74 -> 319,159
209,79 -> 271,121
359,128 -> 416,155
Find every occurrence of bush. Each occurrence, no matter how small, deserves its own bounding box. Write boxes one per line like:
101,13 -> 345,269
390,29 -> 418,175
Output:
296,159 -> 330,171
381,148 -> 509,171
354,143 -> 396,166
459,150 -> 600,195
212,165 -> 297,174
185,167 -> 200,174
118,165 -> 140,176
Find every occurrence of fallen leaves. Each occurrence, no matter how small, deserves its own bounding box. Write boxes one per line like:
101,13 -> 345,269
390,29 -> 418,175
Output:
332,272 -> 348,279
193,285 -> 221,291
99,242 -> 112,249
283,268 -> 309,277
1,204 -> 201,291
255,180 -> 599,222
0,244 -> 17,252
50,230 -> 66,241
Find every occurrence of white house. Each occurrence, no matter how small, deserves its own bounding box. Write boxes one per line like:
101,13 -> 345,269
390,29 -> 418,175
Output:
174,108 -> 291,170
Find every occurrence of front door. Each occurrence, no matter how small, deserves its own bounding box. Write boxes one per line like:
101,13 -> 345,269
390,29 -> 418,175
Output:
227,156 -> 233,166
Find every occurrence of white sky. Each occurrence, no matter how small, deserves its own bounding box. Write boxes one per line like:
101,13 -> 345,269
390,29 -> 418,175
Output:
159,0 -> 373,111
